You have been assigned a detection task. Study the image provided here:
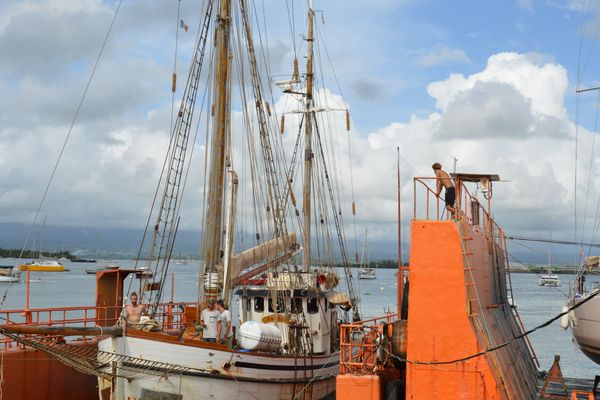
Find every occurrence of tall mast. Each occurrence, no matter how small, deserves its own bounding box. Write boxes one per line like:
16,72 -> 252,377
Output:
302,0 -> 315,271
201,0 -> 232,300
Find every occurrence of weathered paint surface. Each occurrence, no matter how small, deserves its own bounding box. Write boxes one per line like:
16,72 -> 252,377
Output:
1,341 -> 98,399
406,220 -> 537,399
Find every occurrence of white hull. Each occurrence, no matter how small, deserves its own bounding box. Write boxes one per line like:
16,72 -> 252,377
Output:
570,293 -> 600,364
0,276 -> 20,283
358,268 -> 376,279
99,332 -> 338,400
0,268 -> 21,283
539,274 -> 560,287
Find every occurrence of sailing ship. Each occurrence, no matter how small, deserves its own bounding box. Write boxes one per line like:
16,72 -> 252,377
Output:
539,226 -> 560,286
0,1 -> 359,399
92,0 -> 359,397
538,270 -> 560,287
358,267 -> 376,279
18,217 -> 66,272
358,230 -> 376,279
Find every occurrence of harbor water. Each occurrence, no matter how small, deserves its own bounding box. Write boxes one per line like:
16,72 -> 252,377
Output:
0,259 -> 598,378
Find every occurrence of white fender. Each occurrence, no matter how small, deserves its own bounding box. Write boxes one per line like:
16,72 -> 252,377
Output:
560,304 -> 570,329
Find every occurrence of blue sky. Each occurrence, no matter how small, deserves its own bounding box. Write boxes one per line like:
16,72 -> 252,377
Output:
318,0 -> 598,133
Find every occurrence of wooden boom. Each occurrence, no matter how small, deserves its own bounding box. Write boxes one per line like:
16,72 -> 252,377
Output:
0,325 -> 123,337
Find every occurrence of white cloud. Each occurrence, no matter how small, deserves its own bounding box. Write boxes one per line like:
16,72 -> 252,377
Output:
416,46 -> 470,68
428,52 -> 568,117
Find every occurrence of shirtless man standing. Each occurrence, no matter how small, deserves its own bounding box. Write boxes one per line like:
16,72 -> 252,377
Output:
125,292 -> 146,325
432,162 -> 456,218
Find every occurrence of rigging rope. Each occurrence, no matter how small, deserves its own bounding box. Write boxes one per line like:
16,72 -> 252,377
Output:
505,234 -> 600,248
579,89 -> 600,259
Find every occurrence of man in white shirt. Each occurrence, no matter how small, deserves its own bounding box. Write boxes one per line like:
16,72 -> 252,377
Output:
200,299 -> 221,343
216,299 -> 233,347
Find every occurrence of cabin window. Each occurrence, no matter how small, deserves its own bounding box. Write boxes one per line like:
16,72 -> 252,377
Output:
268,297 -> 284,313
307,298 -> 319,314
254,297 -> 264,313
324,298 -> 329,310
291,298 -> 303,314
244,297 -> 251,312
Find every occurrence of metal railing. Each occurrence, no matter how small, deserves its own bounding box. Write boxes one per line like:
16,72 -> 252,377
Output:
413,176 -> 506,248
339,313 -> 398,374
0,302 -> 197,350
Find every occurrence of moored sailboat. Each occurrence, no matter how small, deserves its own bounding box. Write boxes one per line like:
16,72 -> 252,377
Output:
358,230 -> 376,280
92,0 -> 359,398
1,1 -> 360,398
539,226 -> 560,286
19,259 -> 65,272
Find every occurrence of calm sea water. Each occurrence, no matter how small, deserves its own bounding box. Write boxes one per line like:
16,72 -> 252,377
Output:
0,259 -> 598,378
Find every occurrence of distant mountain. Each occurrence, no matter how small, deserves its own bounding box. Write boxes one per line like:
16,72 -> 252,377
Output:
0,222 -> 569,264
0,223 -> 201,259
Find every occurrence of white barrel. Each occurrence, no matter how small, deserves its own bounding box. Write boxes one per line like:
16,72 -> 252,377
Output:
560,304 -> 570,329
239,321 -> 282,352
203,272 -> 219,289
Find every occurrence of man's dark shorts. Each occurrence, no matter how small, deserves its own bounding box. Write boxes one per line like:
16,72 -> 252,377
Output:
445,187 -> 455,207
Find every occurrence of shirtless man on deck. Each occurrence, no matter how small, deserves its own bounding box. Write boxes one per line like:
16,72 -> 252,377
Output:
125,292 -> 146,325
432,162 -> 457,219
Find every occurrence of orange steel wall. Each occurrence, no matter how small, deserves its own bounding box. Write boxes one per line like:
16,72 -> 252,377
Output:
1,343 -> 98,400
406,220 -> 501,399
336,374 -> 382,400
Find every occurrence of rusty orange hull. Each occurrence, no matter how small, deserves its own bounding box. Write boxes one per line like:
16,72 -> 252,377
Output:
1,340 -> 98,400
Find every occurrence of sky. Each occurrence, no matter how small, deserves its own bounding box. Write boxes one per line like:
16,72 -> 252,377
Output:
2,0 -> 600,262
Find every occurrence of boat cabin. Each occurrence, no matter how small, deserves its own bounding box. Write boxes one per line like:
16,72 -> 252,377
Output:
235,270 -> 338,354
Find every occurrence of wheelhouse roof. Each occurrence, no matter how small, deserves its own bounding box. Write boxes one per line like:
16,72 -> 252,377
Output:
450,173 -> 500,182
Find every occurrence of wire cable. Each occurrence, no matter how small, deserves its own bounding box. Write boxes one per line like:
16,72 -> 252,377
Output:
384,287 -> 598,365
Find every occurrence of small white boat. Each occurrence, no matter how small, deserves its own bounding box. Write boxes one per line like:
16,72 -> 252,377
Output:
539,274 -> 560,287
358,229 -> 377,279
359,267 -> 376,279
0,267 -> 22,283
539,228 -> 560,286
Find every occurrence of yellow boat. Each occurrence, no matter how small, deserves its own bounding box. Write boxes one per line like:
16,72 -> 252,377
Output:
19,260 -> 65,272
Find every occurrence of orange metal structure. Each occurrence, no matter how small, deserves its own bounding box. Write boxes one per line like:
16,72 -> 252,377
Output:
337,173 -> 540,400
0,268 -> 194,399
336,374 -> 382,400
